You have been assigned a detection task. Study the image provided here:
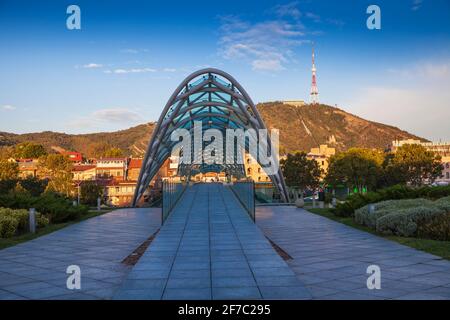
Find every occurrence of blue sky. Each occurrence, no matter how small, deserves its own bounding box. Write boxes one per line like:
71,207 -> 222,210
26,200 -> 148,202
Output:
1,0 -> 449,140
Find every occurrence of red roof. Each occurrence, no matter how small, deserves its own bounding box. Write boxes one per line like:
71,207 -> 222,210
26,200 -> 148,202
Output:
61,151 -> 83,162
128,158 -> 143,169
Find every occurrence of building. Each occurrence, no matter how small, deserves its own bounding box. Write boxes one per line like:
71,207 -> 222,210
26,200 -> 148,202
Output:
104,181 -> 137,206
72,164 -> 96,181
127,158 -> 143,181
390,139 -> 450,184
96,158 -> 128,181
244,154 -> 270,183
14,159 -> 39,178
281,100 -> 305,107
61,151 -> 83,163
307,144 -> 336,175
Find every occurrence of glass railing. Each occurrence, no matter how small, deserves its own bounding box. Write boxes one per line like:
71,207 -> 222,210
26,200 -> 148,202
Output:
229,181 -> 255,221
162,180 -> 187,224
254,182 -> 284,204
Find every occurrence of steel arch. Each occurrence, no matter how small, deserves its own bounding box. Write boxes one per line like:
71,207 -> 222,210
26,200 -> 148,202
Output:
132,68 -> 289,206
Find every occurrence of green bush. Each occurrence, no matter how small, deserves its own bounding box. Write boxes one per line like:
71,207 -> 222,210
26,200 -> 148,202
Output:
0,207 -> 49,238
376,206 -> 445,237
417,212 -> 450,241
0,216 -> 19,238
435,196 -> 450,212
0,193 -> 88,224
337,184 -> 450,216
355,198 -> 434,228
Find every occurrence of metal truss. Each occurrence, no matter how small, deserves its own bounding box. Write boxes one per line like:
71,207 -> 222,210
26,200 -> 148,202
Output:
132,68 -> 289,206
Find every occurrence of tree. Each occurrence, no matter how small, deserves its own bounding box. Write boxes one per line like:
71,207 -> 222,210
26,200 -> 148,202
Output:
325,148 -> 384,192
386,144 -> 443,186
0,160 -> 19,181
79,181 -> 104,206
103,147 -> 124,158
14,142 -> 47,159
38,154 -> 74,197
280,152 -> 323,198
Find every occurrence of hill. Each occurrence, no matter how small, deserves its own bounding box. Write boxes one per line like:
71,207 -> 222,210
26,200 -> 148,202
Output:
0,103 -> 425,158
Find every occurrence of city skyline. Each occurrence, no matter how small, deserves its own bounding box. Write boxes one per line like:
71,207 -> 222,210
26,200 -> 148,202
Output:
0,0 -> 449,140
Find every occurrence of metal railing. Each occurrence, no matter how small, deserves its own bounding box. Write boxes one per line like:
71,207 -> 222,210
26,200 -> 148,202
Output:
229,181 -> 255,221
162,180 -> 187,224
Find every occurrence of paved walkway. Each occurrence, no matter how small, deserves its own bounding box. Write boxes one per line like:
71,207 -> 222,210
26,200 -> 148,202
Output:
257,206 -> 450,300
114,184 -> 311,300
0,208 -> 161,300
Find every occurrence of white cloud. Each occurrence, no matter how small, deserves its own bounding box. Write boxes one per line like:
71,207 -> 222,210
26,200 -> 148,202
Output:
2,105 -> 16,111
388,61 -> 450,79
105,68 -> 157,74
68,108 -> 143,128
273,2 -> 302,20
345,60 -> 450,140
92,108 -> 142,122
412,0 -> 424,11
82,63 -> 103,69
252,59 -> 285,71
120,48 -> 149,54
218,15 -> 307,72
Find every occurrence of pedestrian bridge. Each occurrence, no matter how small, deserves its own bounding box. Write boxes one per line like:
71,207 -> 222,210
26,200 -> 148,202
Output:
114,183 -> 310,299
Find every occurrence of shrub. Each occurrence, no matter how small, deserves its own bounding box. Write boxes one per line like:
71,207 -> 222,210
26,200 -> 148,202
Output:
0,193 -> 88,224
355,198 -> 434,228
435,196 -> 450,212
0,207 -> 49,237
333,202 -> 355,217
337,184 -> 450,216
0,216 -> 19,238
376,206 -> 445,237
417,212 -> 450,241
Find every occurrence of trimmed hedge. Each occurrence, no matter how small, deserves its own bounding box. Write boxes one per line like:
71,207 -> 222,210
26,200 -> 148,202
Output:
355,198 -> 434,228
0,193 -> 88,224
0,207 -> 49,238
334,184 -> 450,217
354,196 -> 450,239
376,206 -> 444,237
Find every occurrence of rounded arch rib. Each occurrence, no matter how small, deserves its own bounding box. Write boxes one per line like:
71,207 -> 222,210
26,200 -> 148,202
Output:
132,68 -> 289,206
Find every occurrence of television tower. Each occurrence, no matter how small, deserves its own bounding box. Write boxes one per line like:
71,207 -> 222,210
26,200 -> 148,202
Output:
310,44 -> 319,104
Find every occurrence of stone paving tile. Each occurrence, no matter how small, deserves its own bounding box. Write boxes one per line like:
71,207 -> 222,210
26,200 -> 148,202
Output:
257,206 -> 450,300
212,287 -> 261,300
114,184 -> 310,300
0,208 -> 161,300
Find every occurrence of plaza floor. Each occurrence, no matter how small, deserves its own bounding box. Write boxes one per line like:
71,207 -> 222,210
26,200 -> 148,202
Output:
2,187 -> 450,300
113,184 -> 311,300
0,208 -> 161,299
257,206 -> 450,300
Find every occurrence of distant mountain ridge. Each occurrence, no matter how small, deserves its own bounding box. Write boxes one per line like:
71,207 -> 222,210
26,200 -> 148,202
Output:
0,103 -> 425,158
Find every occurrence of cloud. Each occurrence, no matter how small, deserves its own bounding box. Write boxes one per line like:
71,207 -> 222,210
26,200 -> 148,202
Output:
163,68 -> 177,72
120,48 -> 149,54
68,108 -> 143,128
252,59 -> 285,71
104,68 -> 157,74
2,105 -> 16,111
388,60 -> 450,79
218,15 -> 308,72
92,108 -> 142,122
412,0 -> 424,11
82,63 -> 103,69
273,1 -> 302,20
345,59 -> 450,140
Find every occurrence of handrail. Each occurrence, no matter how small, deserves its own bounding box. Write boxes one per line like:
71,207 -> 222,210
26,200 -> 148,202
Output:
229,181 -> 255,221
162,180 -> 187,224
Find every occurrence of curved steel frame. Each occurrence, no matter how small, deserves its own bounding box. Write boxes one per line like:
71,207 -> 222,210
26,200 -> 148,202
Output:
132,68 -> 289,206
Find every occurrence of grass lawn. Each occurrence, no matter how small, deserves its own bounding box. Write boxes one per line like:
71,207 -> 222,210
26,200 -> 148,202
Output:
0,209 -> 113,250
308,208 -> 450,261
